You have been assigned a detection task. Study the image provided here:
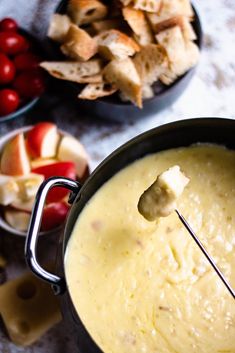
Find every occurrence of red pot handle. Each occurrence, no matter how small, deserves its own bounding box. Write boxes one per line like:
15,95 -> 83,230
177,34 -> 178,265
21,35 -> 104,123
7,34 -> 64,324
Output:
25,177 -> 81,295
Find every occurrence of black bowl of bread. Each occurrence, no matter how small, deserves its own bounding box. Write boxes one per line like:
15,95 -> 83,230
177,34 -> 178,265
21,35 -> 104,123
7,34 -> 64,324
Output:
42,0 -> 202,121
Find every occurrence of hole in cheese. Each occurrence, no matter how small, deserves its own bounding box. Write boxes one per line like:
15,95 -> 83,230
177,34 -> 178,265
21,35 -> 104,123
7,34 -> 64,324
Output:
16,281 -> 37,300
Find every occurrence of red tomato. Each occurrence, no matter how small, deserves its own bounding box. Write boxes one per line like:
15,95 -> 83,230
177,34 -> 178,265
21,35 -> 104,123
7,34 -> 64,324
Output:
41,202 -> 70,231
0,32 -> 28,55
14,52 -> 40,71
32,162 -> 76,203
0,88 -> 19,116
0,53 -> 15,84
0,18 -> 18,32
13,70 -> 45,98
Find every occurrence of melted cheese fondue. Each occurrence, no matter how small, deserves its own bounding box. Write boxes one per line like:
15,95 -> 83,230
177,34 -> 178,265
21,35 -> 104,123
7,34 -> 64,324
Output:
65,145 -> 235,353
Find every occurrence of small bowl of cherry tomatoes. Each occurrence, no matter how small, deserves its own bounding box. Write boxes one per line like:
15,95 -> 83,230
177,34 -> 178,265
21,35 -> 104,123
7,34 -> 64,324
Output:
0,18 -> 46,122
0,122 -> 90,236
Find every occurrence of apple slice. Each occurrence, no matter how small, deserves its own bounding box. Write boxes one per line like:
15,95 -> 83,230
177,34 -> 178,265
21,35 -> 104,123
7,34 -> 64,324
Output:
41,202 -> 70,231
11,198 -> 35,213
57,135 -> 89,180
15,173 -> 44,201
32,162 -> 76,203
0,133 -> 30,176
26,122 -> 60,158
0,175 -> 19,206
31,158 -> 58,169
4,209 -> 31,232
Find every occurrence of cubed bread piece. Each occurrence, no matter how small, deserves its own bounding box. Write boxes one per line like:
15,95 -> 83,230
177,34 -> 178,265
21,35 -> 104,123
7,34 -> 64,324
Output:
156,26 -> 199,85
78,82 -> 117,99
120,84 -> 154,102
68,0 -> 108,25
156,25 -> 185,77
138,165 -> 190,221
40,59 -> 103,83
97,29 -> 140,60
133,0 -> 162,13
154,15 -> 197,41
122,6 -> 154,45
160,40 -> 199,85
147,0 -> 194,29
92,18 -> 124,33
103,58 -> 142,107
133,44 -> 168,85
142,84 -> 154,99
47,14 -> 71,43
61,24 -> 98,61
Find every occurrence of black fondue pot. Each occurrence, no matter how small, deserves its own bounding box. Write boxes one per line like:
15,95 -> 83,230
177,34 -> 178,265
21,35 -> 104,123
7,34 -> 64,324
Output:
25,118 -> 235,353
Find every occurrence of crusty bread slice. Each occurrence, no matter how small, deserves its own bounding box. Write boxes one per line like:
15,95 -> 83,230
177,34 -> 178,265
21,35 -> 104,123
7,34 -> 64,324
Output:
40,60 -> 103,83
154,15 -> 196,41
156,26 -> 199,85
91,18 -> 123,33
78,82 -> 117,99
47,14 -> 71,43
122,6 -> 154,45
147,0 -> 194,29
133,0 -> 162,13
97,29 -> 140,60
133,44 -> 168,85
68,0 -> 108,26
61,24 -> 98,61
103,58 -> 142,107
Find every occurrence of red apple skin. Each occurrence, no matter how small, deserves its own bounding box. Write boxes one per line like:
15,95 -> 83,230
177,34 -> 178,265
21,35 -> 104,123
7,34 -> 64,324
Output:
0,133 -> 30,176
41,202 -> 70,231
26,122 -> 58,158
32,162 -> 76,203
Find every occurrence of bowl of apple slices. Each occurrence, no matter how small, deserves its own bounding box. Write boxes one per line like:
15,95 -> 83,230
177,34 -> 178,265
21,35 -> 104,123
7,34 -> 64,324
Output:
0,122 -> 89,236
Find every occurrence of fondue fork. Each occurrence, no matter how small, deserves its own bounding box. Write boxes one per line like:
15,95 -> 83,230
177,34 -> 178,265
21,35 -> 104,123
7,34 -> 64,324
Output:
175,209 -> 235,300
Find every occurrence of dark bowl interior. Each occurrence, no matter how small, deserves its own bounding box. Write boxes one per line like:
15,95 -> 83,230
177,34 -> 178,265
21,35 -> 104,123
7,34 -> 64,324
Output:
0,28 -> 44,123
46,1 -> 203,121
59,118 -> 235,353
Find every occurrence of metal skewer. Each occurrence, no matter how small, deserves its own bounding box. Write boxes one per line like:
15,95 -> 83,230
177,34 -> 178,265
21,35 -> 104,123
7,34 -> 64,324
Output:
175,209 -> 235,300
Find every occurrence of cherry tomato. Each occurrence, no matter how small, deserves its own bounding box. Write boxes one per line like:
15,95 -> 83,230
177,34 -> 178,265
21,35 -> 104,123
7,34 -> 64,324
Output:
0,18 -> 18,32
0,53 -> 15,84
32,162 -> 76,203
14,52 -> 40,71
41,202 -> 70,231
0,32 -> 28,55
0,89 -> 19,116
13,70 -> 45,98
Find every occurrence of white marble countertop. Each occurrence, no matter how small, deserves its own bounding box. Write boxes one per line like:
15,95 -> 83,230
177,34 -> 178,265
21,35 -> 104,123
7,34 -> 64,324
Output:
0,0 -> 235,352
